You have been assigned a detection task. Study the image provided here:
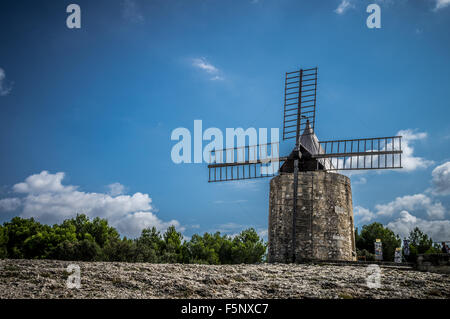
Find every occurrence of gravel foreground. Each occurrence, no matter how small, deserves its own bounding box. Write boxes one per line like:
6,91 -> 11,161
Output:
1,259 -> 449,299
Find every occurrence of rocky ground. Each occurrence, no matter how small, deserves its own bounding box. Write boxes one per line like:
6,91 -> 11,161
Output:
0,259 -> 449,299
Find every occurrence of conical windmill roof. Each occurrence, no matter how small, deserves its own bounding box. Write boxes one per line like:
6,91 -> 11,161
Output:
299,121 -> 334,170
299,121 -> 323,156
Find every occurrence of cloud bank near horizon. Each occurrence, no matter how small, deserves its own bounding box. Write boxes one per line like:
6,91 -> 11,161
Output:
0,171 -> 183,238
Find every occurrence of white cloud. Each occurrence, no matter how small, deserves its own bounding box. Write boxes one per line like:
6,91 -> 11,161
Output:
375,193 -> 445,219
432,162 -> 450,196
192,57 -> 219,74
117,211 -> 184,239
191,57 -> 226,81
0,198 -> 21,212
0,171 -> 181,238
107,182 -> 126,196
397,129 -> 434,171
434,0 -> 450,10
0,68 -> 12,96
354,205 -> 375,223
386,211 -> 450,241
353,161 -> 449,239
375,193 -> 430,216
334,0 -> 354,14
355,190 -> 446,225
13,171 -> 75,194
427,202 -> 446,219
122,0 -> 144,23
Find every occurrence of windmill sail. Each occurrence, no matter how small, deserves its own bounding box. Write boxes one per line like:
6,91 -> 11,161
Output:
283,67 -> 317,141
207,142 -> 285,182
206,66 -> 403,183
313,136 -> 403,170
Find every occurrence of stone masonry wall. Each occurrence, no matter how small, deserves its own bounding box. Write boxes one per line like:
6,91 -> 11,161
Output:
268,171 -> 356,263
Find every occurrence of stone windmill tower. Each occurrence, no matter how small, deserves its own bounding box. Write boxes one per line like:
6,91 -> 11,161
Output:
207,67 -> 403,263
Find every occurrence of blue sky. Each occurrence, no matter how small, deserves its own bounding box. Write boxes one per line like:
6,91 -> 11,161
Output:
0,0 -> 449,241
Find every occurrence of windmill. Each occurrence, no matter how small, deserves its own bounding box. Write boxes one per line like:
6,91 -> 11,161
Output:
207,67 -> 403,262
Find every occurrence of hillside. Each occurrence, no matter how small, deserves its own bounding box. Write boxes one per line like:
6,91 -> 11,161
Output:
0,259 -> 449,299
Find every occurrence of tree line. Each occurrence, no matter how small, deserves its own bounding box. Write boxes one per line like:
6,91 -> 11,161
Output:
0,215 -> 266,264
0,215 -> 443,264
355,222 -> 442,262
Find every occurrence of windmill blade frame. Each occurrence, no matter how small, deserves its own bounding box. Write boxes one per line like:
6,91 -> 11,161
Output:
206,66 -> 403,183
207,142 -> 283,182
313,136 -> 403,170
283,67 -> 318,141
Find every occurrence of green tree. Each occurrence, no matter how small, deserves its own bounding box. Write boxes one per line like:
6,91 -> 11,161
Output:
73,238 -> 102,261
22,222 -> 79,259
134,227 -> 163,262
61,214 -> 119,247
408,227 -> 433,253
88,217 -> 120,247
0,215 -> 269,264
3,217 -> 45,258
53,241 -> 78,260
405,227 -> 440,261
184,232 -> 222,264
355,222 -> 401,262
102,237 -> 136,262
355,227 -> 375,261
160,225 -> 183,263
218,236 -> 234,264
231,228 -> 266,264
0,225 -> 8,258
